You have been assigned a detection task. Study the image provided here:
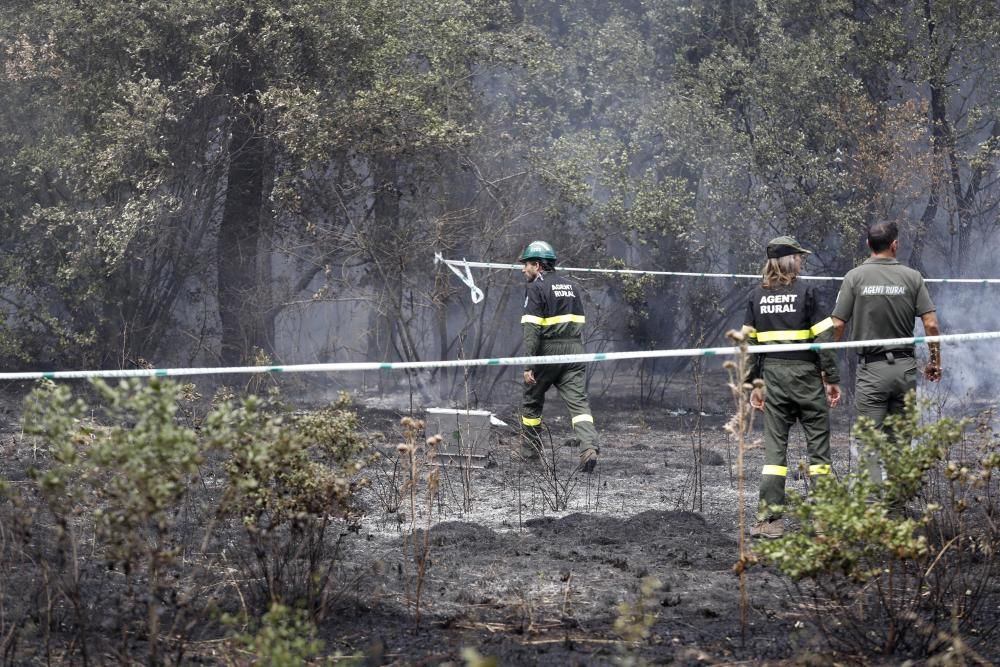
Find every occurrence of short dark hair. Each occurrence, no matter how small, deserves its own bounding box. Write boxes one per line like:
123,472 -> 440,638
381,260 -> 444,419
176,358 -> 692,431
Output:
524,258 -> 556,272
868,221 -> 898,253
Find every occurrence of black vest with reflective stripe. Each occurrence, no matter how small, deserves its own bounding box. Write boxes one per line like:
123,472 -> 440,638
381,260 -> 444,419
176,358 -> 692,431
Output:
522,273 -> 585,340
747,282 -> 819,361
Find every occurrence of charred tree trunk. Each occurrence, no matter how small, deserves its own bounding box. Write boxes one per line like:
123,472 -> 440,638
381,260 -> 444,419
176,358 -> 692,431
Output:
217,25 -> 273,366
923,0 -> 970,276
218,106 -> 269,365
364,157 -> 400,360
909,193 -> 937,274
432,261 -> 450,401
363,157 -> 400,393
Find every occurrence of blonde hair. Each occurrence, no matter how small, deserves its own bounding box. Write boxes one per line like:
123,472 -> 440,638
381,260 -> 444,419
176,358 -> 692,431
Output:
761,254 -> 801,288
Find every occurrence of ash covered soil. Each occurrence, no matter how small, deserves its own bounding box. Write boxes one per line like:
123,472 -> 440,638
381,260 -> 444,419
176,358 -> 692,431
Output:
329,394 -> 855,666
8,378 -> 985,666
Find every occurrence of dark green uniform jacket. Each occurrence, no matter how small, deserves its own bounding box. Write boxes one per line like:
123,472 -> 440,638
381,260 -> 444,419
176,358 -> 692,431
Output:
831,257 -> 935,354
521,272 -> 586,371
744,281 -> 839,383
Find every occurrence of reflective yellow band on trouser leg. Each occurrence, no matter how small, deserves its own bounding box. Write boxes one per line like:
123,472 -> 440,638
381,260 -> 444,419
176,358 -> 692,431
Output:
809,464 -> 831,475
762,465 -> 788,477
522,416 -> 542,427
571,414 -> 593,425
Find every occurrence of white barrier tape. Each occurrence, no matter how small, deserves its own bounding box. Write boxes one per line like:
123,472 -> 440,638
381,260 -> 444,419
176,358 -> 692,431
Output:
434,253 -> 485,303
437,256 -> 1000,284
4,331 -> 995,381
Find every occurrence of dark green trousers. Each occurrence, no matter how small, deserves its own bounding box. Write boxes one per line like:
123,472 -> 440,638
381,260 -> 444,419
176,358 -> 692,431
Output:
759,359 -> 832,518
855,357 -> 917,484
521,341 -> 597,458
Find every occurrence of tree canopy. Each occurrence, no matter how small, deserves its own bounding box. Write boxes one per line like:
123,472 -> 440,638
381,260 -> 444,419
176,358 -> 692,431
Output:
1,0 -> 998,393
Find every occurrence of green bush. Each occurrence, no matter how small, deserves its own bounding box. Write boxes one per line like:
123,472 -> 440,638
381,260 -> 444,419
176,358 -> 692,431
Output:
613,575 -> 662,666
23,378 -> 203,663
753,393 -> 1000,658
204,389 -> 370,615
8,380 -> 371,663
223,603 -> 326,667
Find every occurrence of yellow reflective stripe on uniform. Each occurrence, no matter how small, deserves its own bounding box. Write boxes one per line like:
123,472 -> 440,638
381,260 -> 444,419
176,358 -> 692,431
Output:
571,414 -> 593,425
520,314 -> 585,326
541,314 -> 585,326
742,325 -> 757,339
810,317 -> 833,336
762,465 -> 788,477
522,416 -> 542,427
809,464 -> 831,475
755,329 -> 812,342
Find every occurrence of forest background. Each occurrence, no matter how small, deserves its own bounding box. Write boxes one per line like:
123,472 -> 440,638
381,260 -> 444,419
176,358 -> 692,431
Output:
2,0 -> 1000,402
4,3 -> 1000,664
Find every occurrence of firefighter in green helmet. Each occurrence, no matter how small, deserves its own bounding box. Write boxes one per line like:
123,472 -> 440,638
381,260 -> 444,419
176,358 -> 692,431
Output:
518,241 -> 599,473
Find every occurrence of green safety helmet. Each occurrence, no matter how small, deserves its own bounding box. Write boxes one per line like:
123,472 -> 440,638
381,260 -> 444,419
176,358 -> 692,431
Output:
518,240 -> 557,263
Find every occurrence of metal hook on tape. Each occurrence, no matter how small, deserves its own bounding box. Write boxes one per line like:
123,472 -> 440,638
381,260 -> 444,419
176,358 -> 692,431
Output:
434,252 -> 485,303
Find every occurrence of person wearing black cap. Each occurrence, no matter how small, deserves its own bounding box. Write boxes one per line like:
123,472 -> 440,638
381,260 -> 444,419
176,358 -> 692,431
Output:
742,236 -> 841,539
831,221 -> 941,485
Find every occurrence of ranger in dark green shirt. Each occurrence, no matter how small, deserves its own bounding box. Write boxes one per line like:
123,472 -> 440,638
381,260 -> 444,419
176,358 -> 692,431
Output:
832,221 -> 941,483
518,241 -> 599,473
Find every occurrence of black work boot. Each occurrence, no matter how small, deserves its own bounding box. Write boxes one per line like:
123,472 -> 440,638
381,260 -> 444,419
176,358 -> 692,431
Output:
520,429 -> 545,463
578,447 -> 599,474
749,518 -> 784,539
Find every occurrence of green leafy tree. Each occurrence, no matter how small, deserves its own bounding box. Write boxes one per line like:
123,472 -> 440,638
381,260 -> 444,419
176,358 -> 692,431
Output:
0,0 -> 519,369
3,0 -> 1000,403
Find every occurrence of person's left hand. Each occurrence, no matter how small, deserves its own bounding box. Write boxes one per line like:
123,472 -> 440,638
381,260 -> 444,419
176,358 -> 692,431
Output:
523,369 -> 536,385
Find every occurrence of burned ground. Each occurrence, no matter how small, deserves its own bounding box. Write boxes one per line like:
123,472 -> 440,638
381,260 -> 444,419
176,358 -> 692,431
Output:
324,397 -> 861,665
1,380 -> 998,666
